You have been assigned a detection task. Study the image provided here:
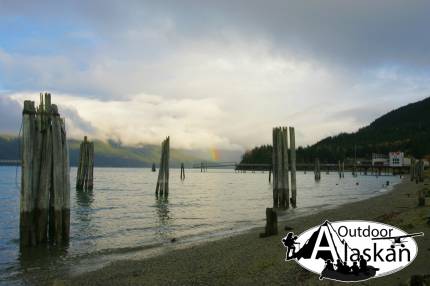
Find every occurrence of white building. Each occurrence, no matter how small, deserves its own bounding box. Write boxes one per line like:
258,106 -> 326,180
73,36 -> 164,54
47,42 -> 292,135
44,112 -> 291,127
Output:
389,152 -> 404,167
372,153 -> 388,166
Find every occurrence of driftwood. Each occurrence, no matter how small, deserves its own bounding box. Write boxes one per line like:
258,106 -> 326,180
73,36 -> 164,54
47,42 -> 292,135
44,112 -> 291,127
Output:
20,93 -> 70,247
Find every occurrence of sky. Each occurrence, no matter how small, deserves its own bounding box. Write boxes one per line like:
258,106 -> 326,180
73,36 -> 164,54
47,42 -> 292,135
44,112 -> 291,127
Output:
1,0 -> 429,150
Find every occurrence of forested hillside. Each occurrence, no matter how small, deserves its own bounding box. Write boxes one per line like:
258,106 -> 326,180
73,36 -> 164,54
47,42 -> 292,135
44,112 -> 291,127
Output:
241,96 -> 430,164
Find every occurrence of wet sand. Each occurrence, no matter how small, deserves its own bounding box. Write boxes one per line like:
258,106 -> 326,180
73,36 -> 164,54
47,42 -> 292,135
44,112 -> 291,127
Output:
55,176 -> 430,286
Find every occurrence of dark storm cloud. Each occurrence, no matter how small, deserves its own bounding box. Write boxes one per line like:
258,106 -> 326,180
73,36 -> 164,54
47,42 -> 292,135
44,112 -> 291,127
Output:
2,0 -> 429,69
0,95 -> 21,133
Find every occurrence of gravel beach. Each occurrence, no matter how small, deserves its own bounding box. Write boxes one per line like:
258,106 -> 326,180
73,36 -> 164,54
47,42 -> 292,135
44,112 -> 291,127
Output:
52,175 -> 430,286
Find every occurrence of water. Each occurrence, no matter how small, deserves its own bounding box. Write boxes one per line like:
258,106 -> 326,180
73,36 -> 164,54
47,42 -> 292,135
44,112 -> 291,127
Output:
0,166 -> 400,285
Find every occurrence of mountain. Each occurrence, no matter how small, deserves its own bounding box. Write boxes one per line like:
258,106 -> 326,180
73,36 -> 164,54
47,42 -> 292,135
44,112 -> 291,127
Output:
241,96 -> 430,164
0,134 -> 20,161
0,135 -> 201,167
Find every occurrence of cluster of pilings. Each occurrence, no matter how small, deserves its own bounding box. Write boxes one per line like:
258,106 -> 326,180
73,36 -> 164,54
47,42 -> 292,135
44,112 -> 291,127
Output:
200,161 -> 208,172
76,136 -> 94,190
411,159 -> 425,183
261,126 -> 297,238
314,158 -> 321,181
272,126 -> 297,209
20,93 -> 70,247
156,137 -> 170,197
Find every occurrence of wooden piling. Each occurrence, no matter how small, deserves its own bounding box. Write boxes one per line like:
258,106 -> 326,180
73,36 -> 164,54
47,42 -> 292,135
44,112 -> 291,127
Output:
156,137 -> 170,197
289,127 -> 297,208
61,118 -> 70,241
20,93 -> 70,247
20,101 -> 37,247
314,158 -> 321,181
35,96 -> 53,244
76,136 -> 94,190
342,161 -> 345,178
272,127 -> 290,209
272,128 -> 279,207
410,158 -> 416,181
259,208 -> 278,237
417,160 -> 424,183
180,162 -> 185,181
152,162 -> 156,172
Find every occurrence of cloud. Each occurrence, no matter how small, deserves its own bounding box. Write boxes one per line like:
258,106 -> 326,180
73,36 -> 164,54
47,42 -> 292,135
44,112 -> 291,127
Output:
1,1 -> 430,149
0,94 -> 21,133
8,92 -> 243,149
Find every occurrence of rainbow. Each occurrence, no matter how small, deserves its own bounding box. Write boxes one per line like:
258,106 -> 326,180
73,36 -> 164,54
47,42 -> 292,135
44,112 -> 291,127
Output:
210,148 -> 220,161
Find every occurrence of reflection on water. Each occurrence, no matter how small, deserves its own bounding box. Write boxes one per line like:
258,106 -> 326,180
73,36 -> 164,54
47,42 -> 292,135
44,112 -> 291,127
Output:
154,197 -> 172,241
0,166 -> 401,285
76,189 -> 94,208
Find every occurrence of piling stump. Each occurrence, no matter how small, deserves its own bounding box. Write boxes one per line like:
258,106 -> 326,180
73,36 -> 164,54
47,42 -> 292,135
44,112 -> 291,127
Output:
156,137 -> 170,197
180,162 -> 185,181
20,93 -> 70,247
260,208 -> 278,237
76,136 -> 94,190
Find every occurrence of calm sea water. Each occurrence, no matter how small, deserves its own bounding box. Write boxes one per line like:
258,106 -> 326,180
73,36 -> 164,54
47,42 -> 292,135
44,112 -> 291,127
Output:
0,166 -> 400,285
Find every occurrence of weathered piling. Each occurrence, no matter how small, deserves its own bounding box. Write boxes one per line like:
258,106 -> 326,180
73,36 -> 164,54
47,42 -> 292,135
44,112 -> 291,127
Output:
338,160 -> 345,178
76,136 -> 94,190
410,158 -> 416,181
152,162 -> 156,172
314,158 -> 321,181
416,160 -> 424,183
180,162 -> 185,181
156,137 -> 170,197
259,208 -> 278,237
20,93 -> 70,247
342,161 -> 345,178
352,162 -> 357,177
289,127 -> 297,208
272,127 -> 290,209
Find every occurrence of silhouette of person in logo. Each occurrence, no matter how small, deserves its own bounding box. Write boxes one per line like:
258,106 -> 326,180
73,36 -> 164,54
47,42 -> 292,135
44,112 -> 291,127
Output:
342,262 -> 351,273
359,255 -> 368,272
325,259 -> 334,271
282,232 -> 299,259
351,261 -> 360,275
336,259 -> 343,272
